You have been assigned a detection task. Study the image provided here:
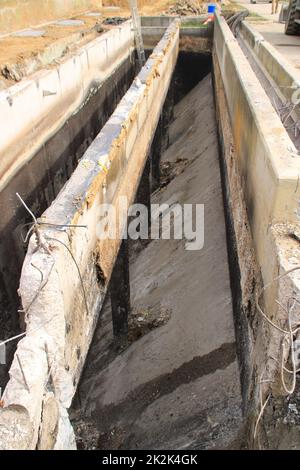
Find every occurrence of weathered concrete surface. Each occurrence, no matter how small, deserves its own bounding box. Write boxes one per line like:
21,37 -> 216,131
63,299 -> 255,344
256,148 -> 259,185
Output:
249,21 -> 300,76
0,20 -> 179,450
214,14 -> 300,308
0,0 -> 102,35
0,20 -> 134,192
239,21 -> 300,103
214,12 -> 300,447
0,21 -> 136,394
233,0 -> 300,75
75,75 -> 244,450
142,15 -> 213,52
213,54 -> 260,411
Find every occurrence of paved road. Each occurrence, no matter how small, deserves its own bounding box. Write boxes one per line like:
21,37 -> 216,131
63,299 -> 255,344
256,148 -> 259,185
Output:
233,0 -> 300,76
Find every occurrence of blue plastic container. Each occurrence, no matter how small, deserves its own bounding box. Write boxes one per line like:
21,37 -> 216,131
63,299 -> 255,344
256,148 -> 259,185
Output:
208,4 -> 216,13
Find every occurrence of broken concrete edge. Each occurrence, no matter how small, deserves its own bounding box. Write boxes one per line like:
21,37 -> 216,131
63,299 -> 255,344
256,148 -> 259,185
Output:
0,20 -> 180,451
239,20 -> 300,105
0,20 -> 135,192
214,14 -> 300,439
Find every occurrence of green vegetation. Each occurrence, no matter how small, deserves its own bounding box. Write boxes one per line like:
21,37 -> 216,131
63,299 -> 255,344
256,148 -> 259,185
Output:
180,20 -> 208,28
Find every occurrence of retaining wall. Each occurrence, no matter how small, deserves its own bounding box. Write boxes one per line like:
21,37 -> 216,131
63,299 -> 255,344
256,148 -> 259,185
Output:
239,21 -> 300,106
0,20 -> 179,450
0,20 -> 136,376
0,20 -> 134,192
214,14 -> 300,291
213,13 -> 300,443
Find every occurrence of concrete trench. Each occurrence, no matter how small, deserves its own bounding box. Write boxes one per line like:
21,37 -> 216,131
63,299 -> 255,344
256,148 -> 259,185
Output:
1,14 -> 300,450
72,69 -> 245,450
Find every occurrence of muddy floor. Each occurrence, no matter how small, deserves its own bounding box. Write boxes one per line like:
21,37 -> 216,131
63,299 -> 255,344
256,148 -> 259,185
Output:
71,73 -> 245,450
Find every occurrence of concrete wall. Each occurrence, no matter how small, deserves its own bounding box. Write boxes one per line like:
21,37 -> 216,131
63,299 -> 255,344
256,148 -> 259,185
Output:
239,21 -> 300,126
142,15 -> 213,52
213,13 -> 300,443
239,21 -> 300,105
0,21 -> 135,345
0,19 -> 179,450
0,20 -> 134,193
0,44 -> 136,366
0,0 -> 102,35
214,14 -> 300,284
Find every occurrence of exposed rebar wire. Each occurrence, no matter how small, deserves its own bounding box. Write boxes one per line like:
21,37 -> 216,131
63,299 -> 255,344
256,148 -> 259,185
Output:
18,261 -> 55,324
256,266 -> 300,335
254,265 -> 300,441
16,192 -> 38,225
45,235 -> 89,318
16,353 -> 30,393
254,393 -> 270,441
37,221 -> 87,229
0,194 -> 88,353
280,299 -> 298,394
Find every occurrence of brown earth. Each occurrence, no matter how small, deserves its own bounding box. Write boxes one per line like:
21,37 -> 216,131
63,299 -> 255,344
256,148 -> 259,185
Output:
0,11 -> 109,87
0,1 -> 208,88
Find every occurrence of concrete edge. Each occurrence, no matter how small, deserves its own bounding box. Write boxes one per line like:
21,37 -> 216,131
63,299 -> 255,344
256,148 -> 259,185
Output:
214,14 -> 300,242
240,20 -> 300,103
214,14 -> 300,426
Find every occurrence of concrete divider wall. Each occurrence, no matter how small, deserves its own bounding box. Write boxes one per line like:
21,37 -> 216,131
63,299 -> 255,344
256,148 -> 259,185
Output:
213,14 -> 300,293
239,21 -> 300,105
0,20 -> 134,192
213,14 -> 300,430
142,15 -> 213,51
0,20 -> 179,450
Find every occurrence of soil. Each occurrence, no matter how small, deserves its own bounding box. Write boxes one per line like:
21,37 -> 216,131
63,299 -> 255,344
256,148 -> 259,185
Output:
0,1 -> 210,88
0,11 -> 108,87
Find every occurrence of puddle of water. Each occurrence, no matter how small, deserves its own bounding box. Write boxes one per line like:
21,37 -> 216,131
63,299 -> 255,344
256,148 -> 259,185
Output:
85,12 -> 102,17
12,29 -> 45,37
54,19 -> 85,27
